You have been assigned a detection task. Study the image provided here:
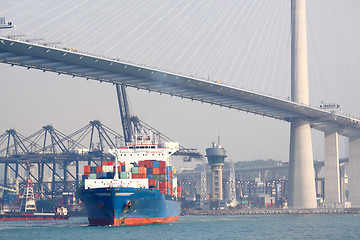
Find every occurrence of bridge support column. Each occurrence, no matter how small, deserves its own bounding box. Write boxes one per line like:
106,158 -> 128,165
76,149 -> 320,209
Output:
339,163 -> 346,203
314,165 -> 322,197
324,131 -> 340,205
288,119 -> 317,208
349,137 -> 360,207
289,0 -> 317,209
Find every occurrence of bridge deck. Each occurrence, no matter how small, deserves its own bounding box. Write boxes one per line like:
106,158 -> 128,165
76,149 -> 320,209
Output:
1,37 -> 360,137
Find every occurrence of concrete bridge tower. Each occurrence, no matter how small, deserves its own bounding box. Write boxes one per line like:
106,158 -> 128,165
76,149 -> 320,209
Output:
288,0 -> 317,208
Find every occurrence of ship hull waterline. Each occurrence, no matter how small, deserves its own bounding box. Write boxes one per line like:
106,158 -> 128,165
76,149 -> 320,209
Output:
80,187 -> 181,226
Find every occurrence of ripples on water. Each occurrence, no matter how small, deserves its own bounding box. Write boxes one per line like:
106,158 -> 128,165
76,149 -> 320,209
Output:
0,214 -> 359,240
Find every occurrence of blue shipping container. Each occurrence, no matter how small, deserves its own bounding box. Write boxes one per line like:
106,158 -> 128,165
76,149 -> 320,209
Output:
152,161 -> 159,168
82,175 -> 89,181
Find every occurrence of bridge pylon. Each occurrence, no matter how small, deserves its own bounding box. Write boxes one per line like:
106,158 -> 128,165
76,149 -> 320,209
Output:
288,0 -> 317,209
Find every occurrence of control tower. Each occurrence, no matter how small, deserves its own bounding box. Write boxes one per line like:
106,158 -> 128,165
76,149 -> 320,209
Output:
206,142 -> 227,201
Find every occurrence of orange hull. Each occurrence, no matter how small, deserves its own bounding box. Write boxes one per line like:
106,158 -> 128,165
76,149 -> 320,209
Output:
89,216 -> 179,226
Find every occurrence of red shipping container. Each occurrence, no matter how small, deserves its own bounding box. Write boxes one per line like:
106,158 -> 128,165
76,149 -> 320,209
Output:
148,179 -> 157,187
177,186 -> 181,192
145,160 -> 153,168
159,161 -> 166,168
159,168 -> 166,175
96,166 -> 102,173
153,168 -> 160,175
84,166 -> 90,173
102,161 -> 108,166
132,174 -> 138,179
159,181 -> 168,189
108,161 -> 114,166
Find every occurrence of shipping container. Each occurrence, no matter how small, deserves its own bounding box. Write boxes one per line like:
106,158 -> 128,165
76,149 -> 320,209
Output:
153,174 -> 166,181
102,165 -> 111,173
90,166 -> 96,174
159,161 -> 166,168
84,165 -> 90,173
148,179 -> 157,187
145,160 -> 153,168
82,175 -> 89,181
153,168 -> 160,175
147,168 -> 153,174
138,166 -> 147,174
89,173 -> 97,179
152,161 -> 159,168
131,167 -> 138,174
96,166 -> 102,173
159,168 -> 166,175
133,173 -> 146,179
120,172 -> 129,179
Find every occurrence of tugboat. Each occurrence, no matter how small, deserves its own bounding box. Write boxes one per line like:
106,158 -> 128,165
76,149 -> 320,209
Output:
0,178 -> 69,221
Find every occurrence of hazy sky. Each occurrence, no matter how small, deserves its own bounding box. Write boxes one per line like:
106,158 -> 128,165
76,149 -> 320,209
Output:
1,0 -> 359,163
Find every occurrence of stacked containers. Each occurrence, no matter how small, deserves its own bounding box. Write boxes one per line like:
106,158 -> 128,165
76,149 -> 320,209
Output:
132,166 -> 147,178
166,166 -> 173,196
96,166 -> 103,179
83,165 -> 90,181
83,161 -> 128,180
82,159 -> 178,197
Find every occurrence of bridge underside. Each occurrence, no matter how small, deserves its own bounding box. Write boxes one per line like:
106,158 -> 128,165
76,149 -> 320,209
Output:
1,37 -> 360,137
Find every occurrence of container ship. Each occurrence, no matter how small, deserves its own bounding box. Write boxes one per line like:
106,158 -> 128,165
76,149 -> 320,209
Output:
0,179 -> 69,221
79,135 -> 181,226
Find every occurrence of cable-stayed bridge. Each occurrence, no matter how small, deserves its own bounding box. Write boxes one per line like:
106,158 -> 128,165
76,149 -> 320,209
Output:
1,37 -> 359,136
1,0 -> 360,210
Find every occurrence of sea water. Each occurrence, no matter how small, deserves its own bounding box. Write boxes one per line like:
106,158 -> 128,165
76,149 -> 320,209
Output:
0,214 -> 359,240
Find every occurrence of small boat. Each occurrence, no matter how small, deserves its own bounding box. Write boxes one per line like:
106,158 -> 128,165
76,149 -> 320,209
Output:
0,179 -> 69,221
